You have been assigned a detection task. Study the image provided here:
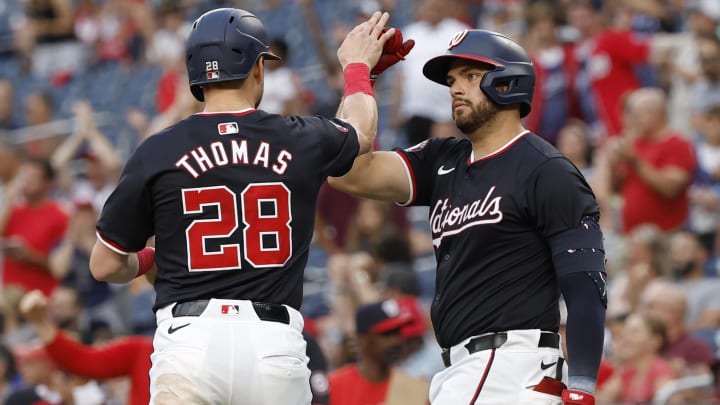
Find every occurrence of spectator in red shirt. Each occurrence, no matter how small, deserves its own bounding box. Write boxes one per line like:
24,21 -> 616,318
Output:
567,0 -> 668,140
607,88 -> 696,234
597,313 -> 676,404
0,158 -> 68,296
19,289 -> 152,405
328,299 -> 412,405
639,281 -> 716,373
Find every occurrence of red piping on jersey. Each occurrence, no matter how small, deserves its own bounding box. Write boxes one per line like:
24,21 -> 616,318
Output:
469,348 -> 496,404
467,130 -> 529,165
394,151 -> 417,206
96,229 -> 131,255
195,109 -> 256,117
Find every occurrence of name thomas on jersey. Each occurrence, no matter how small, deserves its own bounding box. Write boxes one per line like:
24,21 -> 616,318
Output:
175,138 -> 293,178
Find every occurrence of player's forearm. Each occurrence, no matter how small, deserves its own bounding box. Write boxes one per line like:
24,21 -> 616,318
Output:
558,272 -> 606,394
90,242 -> 139,283
91,243 -> 156,284
328,154 -> 388,200
328,151 -> 410,202
337,92 -> 377,155
99,256 -> 138,283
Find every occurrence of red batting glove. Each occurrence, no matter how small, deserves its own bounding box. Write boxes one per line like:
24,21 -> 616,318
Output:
370,28 -> 415,85
562,389 -> 595,405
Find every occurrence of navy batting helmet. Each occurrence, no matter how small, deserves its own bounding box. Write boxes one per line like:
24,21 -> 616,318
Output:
423,29 -> 535,117
186,8 -> 280,102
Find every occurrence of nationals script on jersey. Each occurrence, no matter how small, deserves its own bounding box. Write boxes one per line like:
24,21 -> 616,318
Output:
394,131 -> 599,348
96,109 -> 359,311
430,185 -> 503,247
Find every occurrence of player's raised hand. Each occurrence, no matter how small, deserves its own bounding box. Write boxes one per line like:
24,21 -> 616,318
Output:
370,28 -> 415,83
337,11 -> 396,70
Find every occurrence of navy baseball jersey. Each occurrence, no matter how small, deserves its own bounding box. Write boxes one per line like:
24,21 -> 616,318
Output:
394,130 -> 599,348
97,109 -> 359,311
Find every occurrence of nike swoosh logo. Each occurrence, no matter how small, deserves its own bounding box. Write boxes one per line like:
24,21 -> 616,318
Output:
540,361 -> 557,370
168,323 -> 191,334
437,165 -> 455,175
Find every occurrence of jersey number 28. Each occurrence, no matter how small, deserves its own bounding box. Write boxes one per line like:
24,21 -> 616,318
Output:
181,183 -> 292,271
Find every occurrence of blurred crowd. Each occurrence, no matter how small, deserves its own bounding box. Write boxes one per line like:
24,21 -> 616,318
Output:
0,0 -> 719,404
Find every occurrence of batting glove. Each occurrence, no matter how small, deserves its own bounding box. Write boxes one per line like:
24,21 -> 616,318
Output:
562,389 -> 595,405
370,28 -> 415,85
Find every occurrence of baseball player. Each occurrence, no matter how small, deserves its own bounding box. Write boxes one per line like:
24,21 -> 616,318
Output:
328,29 -> 606,404
88,8 -> 401,405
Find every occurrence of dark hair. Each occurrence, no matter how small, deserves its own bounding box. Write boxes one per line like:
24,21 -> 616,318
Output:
269,39 -> 289,59
381,264 -> 420,296
372,234 -> 412,264
26,157 -> 55,181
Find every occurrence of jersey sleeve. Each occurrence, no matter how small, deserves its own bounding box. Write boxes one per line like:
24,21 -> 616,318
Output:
525,157 -> 600,237
96,147 -> 154,253
290,115 -> 360,177
392,138 -> 453,206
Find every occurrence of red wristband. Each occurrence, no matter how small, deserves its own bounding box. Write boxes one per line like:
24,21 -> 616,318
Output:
136,247 -> 155,277
343,63 -> 373,97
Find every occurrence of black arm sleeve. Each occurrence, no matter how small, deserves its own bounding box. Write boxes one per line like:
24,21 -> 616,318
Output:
558,271 -> 606,383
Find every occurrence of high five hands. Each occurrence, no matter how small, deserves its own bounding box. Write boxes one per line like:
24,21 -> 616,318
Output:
337,11 -> 414,80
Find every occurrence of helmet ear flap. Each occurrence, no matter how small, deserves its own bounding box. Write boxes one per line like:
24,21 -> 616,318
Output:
480,67 -> 534,117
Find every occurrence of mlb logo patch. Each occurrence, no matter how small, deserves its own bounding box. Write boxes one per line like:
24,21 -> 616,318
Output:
221,305 -> 240,315
218,122 -> 238,135
206,71 -> 220,80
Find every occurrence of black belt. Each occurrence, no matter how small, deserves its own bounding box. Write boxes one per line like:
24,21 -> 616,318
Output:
172,300 -> 290,325
441,332 -> 559,367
